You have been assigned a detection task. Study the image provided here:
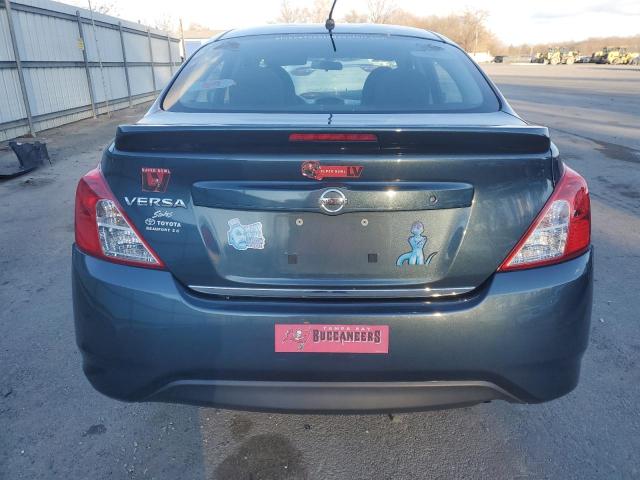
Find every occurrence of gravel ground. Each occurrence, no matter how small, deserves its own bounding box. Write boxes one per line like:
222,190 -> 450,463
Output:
1,64 -> 639,480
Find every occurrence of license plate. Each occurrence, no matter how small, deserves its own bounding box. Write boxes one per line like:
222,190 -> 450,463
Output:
275,324 -> 389,354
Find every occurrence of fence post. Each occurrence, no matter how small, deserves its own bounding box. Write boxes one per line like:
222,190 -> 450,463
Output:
179,18 -> 185,62
76,10 -> 96,118
87,0 -> 111,117
166,33 -> 173,75
118,22 -> 132,107
147,29 -> 156,92
5,0 -> 35,137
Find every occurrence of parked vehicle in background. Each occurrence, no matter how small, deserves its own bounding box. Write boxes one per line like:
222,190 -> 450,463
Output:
532,48 -> 577,65
611,48 -> 640,65
73,24 -> 593,413
591,49 -> 606,63
531,52 -> 545,63
594,47 -> 638,64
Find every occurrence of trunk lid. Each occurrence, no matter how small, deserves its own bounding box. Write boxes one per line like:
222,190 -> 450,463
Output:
102,112 -> 553,298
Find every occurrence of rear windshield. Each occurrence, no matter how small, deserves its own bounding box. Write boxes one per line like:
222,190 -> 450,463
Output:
163,33 -> 500,113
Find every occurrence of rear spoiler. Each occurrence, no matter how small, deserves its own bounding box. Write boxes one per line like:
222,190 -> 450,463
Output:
114,125 -> 551,155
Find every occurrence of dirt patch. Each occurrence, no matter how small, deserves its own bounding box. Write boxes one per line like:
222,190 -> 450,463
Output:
82,424 -> 107,437
19,176 -> 56,187
229,415 -> 254,440
214,434 -> 306,480
592,139 -> 640,164
596,176 -> 640,200
553,128 -> 640,164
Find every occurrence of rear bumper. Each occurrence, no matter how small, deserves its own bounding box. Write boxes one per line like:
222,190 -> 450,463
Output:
72,246 -> 593,412
153,380 -> 518,413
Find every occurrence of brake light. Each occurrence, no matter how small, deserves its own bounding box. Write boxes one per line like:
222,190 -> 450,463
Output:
289,133 -> 378,142
498,166 -> 590,271
75,169 -> 164,269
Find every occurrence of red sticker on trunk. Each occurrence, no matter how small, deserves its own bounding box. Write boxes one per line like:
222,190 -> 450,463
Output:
275,324 -> 389,354
141,167 -> 171,192
301,161 -> 363,181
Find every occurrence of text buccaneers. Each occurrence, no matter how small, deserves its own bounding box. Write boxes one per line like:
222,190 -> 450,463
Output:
312,329 -> 382,344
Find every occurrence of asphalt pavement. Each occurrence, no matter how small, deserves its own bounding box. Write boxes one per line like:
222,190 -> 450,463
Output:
0,63 -> 639,480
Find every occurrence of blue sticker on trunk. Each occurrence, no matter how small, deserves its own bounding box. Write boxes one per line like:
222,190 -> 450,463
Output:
227,218 -> 266,251
396,221 -> 437,266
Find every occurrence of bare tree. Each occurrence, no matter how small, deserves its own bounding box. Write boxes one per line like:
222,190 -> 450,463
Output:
277,0 -> 306,23
349,7 -> 504,54
343,9 -> 368,23
307,0 -> 334,23
94,2 -> 116,15
82,0 -> 118,16
152,15 -> 174,33
367,0 -> 396,24
270,1 -> 507,54
456,9 -> 489,52
183,22 -> 219,38
276,0 -> 335,24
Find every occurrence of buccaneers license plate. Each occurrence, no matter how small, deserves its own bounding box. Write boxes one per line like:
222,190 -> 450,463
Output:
275,324 -> 389,354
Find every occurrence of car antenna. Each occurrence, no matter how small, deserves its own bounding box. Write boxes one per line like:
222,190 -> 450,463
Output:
325,0 -> 338,52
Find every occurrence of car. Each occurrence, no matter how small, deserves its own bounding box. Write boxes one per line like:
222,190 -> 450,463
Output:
73,24 -> 592,413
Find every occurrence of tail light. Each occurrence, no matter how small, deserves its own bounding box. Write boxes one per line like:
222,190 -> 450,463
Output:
498,166 -> 590,271
75,169 -> 164,269
289,133 -> 378,142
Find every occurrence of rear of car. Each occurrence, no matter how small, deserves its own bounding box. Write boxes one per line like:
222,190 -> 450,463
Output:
73,25 -> 592,412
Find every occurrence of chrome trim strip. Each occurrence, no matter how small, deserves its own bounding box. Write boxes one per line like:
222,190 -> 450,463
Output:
187,285 -> 475,299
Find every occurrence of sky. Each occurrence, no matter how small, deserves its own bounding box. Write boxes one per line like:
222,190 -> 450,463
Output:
62,0 -> 640,45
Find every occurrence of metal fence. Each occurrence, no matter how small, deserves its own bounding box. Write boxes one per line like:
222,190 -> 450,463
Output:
0,0 -> 182,142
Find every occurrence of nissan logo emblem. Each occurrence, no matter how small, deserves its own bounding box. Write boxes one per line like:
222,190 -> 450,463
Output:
319,189 -> 347,214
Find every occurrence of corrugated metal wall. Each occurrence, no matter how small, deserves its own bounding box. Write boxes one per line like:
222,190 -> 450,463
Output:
0,0 -> 182,141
